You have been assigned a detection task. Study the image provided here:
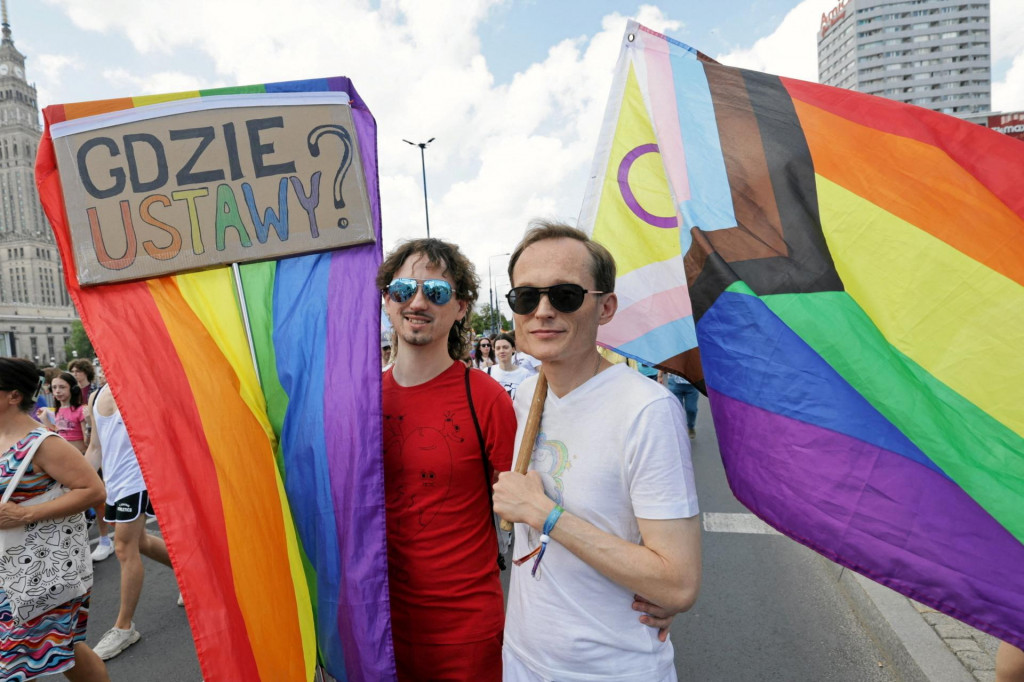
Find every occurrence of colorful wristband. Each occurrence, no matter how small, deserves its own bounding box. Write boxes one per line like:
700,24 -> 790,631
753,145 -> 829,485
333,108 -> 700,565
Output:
532,504 -> 564,578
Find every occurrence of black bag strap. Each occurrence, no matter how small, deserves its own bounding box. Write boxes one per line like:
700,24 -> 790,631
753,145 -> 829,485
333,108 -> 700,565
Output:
464,366 -> 491,490
465,366 -> 509,570
1,430 -> 55,503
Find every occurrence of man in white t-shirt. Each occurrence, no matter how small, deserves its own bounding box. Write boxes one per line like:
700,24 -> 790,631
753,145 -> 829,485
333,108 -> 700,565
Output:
493,221 -> 701,682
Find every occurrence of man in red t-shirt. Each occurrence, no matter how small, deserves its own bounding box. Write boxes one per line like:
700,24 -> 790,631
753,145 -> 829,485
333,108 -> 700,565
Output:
377,238 -> 516,681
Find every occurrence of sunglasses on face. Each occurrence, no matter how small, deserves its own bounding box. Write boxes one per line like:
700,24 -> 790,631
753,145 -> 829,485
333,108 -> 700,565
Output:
384,278 -> 454,306
506,283 -> 607,315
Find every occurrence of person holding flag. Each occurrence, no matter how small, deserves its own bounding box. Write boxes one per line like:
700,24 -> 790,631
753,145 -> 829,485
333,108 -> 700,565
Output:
493,221 -> 701,682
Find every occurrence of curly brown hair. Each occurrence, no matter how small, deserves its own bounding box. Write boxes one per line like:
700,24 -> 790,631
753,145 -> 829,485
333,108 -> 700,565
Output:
377,238 -> 480,361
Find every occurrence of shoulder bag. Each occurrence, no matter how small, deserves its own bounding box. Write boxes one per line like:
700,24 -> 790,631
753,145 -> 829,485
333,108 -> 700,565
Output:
0,429 -> 93,624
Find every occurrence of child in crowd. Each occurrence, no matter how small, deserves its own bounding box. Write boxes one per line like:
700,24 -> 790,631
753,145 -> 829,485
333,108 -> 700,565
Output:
41,372 -> 89,454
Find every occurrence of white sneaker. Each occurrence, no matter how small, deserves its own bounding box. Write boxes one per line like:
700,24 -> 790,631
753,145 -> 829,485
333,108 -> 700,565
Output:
94,623 -> 141,660
91,537 -> 114,562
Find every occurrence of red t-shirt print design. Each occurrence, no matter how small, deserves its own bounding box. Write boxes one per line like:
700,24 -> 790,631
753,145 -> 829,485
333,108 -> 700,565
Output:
384,411 -> 466,541
381,362 -> 515,645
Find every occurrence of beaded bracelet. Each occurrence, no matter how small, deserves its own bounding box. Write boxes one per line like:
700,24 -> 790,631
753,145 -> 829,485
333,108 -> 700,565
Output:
532,505 -> 564,578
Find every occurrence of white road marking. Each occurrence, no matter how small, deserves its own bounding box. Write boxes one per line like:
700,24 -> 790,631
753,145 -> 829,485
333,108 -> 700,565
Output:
702,512 -> 781,535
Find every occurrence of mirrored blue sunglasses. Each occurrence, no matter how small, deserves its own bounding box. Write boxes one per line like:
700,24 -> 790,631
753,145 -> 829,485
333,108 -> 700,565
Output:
385,278 -> 454,306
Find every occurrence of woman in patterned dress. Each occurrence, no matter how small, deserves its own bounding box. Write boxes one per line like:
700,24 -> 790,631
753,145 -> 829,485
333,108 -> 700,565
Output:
0,358 -> 108,681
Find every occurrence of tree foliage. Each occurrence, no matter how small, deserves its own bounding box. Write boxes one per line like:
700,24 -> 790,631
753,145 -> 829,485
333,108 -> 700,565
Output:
64,320 -> 95,363
470,303 -> 510,335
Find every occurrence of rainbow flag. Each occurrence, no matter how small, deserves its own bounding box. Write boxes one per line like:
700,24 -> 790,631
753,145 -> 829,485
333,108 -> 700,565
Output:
36,78 -> 393,680
581,21 -> 1024,647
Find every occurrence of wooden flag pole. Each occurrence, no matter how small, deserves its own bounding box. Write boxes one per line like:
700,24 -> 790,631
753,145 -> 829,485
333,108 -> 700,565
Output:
500,370 -> 548,532
231,263 -> 262,390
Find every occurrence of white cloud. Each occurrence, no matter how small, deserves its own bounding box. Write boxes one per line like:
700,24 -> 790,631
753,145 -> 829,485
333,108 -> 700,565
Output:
990,0 -> 1024,62
99,67 -> 225,95
31,54 -> 79,109
34,53 -> 76,84
993,51 -> 1024,113
990,0 -> 1024,113
715,0 -> 825,81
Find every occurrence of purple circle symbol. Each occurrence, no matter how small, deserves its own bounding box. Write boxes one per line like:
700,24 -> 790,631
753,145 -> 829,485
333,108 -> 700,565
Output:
617,143 -> 678,229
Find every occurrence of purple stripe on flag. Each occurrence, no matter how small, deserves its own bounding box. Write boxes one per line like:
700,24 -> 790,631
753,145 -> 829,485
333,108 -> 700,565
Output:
708,388 -> 1024,647
323,86 -> 395,680
325,247 -> 390,680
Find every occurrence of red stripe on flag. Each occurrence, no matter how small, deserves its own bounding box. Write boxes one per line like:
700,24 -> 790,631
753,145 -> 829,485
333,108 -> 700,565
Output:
35,122 -> 263,682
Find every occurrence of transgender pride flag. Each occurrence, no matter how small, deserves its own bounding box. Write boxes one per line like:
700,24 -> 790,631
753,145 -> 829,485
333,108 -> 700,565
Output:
581,20 -> 1024,648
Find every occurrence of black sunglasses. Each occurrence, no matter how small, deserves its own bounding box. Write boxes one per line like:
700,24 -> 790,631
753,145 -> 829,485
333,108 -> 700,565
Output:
506,284 -> 607,315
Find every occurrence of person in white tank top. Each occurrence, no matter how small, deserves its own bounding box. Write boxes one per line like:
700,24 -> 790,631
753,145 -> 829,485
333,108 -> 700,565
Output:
85,384 -> 178,662
92,385 -> 145,504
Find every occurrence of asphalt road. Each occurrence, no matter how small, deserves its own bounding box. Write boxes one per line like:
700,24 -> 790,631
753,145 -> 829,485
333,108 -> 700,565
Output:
85,394 -> 903,681
84,523 -> 201,681
671,395 -> 900,681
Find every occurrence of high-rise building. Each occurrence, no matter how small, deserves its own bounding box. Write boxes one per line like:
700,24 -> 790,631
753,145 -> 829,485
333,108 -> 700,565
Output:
817,0 -> 991,116
0,1 -> 77,363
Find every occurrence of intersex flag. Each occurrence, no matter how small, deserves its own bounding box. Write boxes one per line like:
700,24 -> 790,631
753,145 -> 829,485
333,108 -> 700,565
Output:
36,78 -> 394,680
581,20 -> 1024,647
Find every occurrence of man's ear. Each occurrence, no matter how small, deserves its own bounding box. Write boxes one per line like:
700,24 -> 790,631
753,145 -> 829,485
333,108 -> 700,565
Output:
597,292 -> 618,326
456,298 -> 470,321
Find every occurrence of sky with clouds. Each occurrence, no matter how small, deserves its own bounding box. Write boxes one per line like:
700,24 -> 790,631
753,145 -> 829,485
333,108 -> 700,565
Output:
10,0 -> 1024,311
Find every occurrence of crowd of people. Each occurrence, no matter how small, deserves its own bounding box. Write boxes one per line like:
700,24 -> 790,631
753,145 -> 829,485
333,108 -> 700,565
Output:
1,220 -> 1021,682
1,356 -> 181,680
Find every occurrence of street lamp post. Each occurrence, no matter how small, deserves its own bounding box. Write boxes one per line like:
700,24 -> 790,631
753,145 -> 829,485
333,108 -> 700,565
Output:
488,253 -> 510,335
403,137 -> 435,238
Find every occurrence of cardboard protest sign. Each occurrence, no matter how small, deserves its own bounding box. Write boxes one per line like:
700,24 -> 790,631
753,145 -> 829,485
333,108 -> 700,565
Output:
50,92 -> 374,285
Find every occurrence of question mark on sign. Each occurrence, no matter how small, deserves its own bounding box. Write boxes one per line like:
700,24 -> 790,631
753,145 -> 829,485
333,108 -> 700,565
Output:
307,124 -> 354,228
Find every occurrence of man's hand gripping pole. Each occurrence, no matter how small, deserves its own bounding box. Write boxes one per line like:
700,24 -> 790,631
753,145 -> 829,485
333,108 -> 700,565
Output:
499,370 -> 547,532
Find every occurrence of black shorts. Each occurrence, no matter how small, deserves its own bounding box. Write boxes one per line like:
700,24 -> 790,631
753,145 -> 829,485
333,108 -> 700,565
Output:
103,490 -> 155,523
